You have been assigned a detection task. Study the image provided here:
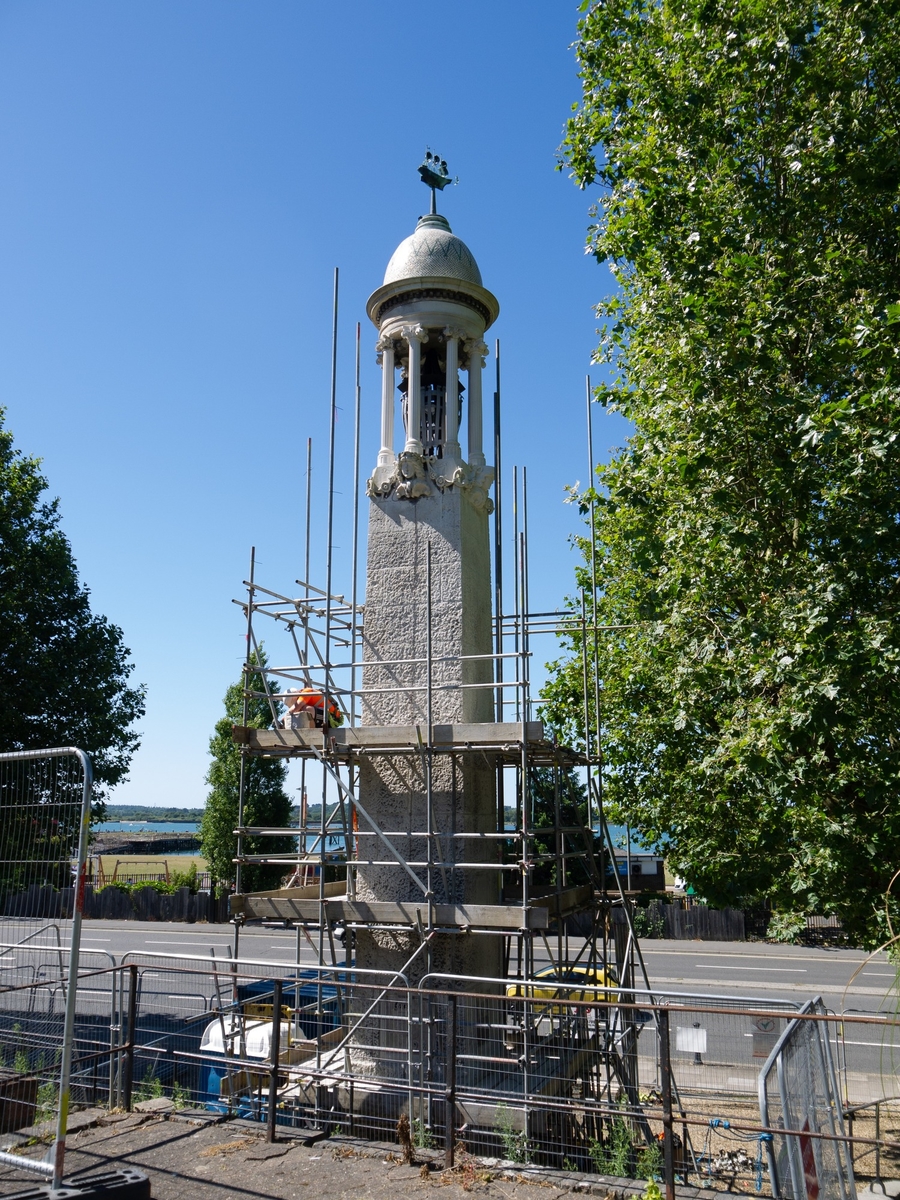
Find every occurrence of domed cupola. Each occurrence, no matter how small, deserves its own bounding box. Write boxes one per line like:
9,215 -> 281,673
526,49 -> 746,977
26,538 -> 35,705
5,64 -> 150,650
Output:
366,155 -> 498,505
383,213 -> 483,287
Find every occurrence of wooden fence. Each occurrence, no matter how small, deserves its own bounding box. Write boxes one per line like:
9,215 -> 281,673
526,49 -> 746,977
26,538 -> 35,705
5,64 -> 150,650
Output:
610,900 -> 746,940
2,883 -> 230,923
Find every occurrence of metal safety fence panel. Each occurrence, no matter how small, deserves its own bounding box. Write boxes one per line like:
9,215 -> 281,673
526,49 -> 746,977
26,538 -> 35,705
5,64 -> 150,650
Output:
406,974 -> 805,1185
120,952 -> 414,1139
837,1008 -> 900,1106
19,946 -> 878,1197
0,747 -> 93,1189
759,998 -> 855,1200
0,946 -> 123,1112
635,988 -> 802,1104
837,1008 -> 900,1184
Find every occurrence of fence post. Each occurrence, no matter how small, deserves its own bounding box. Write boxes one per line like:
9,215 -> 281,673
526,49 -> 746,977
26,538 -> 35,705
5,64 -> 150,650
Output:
123,964 -> 137,1112
658,1006 -> 676,1200
444,994 -> 457,1170
267,980 -> 283,1142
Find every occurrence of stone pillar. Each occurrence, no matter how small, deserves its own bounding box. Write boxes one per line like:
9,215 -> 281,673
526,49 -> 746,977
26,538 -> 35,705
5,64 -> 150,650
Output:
442,326 -> 463,462
376,335 -> 396,468
465,339 -> 488,467
358,486 -> 500,988
402,324 -> 427,454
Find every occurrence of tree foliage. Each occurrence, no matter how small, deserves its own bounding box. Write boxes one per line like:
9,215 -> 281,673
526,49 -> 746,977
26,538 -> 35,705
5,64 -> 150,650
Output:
528,768 -> 597,888
200,653 -> 293,890
546,0 -> 900,945
0,410 -> 144,804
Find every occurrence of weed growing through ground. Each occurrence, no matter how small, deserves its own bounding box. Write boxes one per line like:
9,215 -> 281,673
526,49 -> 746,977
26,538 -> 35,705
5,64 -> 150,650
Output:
412,1117 -> 435,1150
636,1140 -> 663,1179
36,1082 -> 57,1123
494,1102 -> 529,1164
133,1068 -> 163,1104
589,1108 -> 634,1176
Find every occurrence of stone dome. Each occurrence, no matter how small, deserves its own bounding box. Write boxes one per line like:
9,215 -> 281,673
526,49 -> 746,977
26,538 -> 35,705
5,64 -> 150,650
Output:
383,213 -> 483,286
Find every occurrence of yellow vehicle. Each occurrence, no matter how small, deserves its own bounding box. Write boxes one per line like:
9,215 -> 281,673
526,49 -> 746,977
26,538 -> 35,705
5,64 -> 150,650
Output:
506,964 -> 619,1014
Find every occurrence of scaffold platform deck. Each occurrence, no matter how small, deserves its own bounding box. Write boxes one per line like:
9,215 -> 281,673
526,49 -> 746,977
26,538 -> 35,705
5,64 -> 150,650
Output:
231,883 -> 594,930
232,719 -> 586,766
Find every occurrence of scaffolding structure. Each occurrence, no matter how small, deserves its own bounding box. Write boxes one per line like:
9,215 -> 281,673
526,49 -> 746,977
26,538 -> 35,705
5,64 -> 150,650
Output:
224,333 -> 661,1128
231,571 -> 611,966
227,563 -> 663,1136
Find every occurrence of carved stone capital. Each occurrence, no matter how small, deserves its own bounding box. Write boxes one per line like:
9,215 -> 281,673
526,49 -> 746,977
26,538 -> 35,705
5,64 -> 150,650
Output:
375,333 -> 396,365
442,325 -> 466,342
400,323 -> 428,345
460,462 -> 495,513
463,338 -> 488,365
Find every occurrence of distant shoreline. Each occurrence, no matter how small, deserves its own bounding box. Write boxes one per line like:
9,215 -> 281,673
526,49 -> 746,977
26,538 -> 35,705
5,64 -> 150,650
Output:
105,806 -> 204,823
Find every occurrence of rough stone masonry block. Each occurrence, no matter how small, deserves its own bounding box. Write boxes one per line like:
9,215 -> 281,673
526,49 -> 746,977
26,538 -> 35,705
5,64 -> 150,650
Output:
357,486 -> 501,985
362,488 -> 492,726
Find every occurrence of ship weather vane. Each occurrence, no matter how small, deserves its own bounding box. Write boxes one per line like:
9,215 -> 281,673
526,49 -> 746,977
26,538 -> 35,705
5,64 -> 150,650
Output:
418,149 -> 457,214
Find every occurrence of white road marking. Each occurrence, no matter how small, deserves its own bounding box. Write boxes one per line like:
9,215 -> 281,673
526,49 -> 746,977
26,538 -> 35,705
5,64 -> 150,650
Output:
124,930 -> 234,938
144,941 -> 233,947
641,948 -> 873,965
694,965 -> 807,973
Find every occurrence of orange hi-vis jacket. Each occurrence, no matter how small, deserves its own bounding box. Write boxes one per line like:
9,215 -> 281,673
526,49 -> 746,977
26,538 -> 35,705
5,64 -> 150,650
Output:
295,688 -> 344,728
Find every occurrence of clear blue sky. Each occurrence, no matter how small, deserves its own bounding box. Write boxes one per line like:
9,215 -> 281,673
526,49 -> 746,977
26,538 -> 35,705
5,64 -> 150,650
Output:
0,1 -> 629,807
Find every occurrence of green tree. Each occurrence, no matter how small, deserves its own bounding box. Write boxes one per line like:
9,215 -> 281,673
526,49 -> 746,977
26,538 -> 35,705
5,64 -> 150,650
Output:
201,653 -> 293,890
547,0 -> 900,946
0,410 -> 144,803
527,768 -> 598,889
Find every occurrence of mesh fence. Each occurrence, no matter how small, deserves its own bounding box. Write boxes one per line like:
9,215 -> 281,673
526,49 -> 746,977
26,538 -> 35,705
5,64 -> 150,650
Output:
759,999 -> 855,1200
120,952 -> 414,1136
0,926 -> 895,1196
0,748 -> 94,1187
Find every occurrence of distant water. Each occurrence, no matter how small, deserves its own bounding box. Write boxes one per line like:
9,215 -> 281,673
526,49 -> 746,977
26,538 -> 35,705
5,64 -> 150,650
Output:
97,821 -> 200,833
96,822 -> 344,854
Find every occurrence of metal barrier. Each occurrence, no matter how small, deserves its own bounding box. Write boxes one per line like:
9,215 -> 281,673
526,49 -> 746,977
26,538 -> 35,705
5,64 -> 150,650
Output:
759,998 -> 855,1200
4,932 -> 897,1197
0,747 -> 93,1189
118,952 -> 413,1136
